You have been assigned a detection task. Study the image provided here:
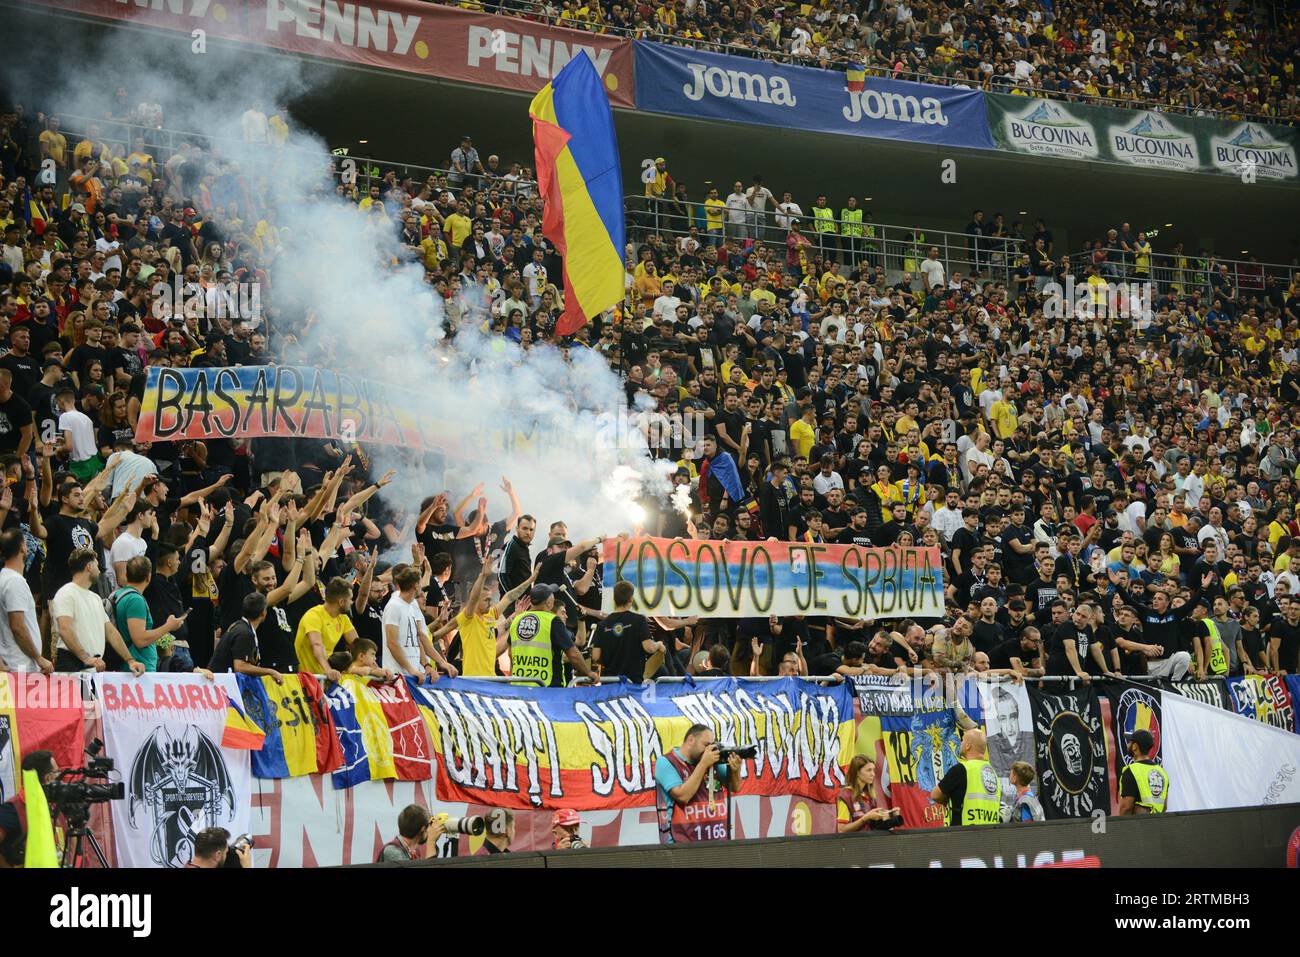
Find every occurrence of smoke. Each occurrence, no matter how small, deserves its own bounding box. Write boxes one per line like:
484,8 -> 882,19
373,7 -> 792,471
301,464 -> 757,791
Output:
4,16 -> 668,543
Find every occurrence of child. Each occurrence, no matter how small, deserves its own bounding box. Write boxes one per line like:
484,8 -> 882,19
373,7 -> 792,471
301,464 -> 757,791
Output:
330,640 -> 396,682
1010,761 -> 1045,822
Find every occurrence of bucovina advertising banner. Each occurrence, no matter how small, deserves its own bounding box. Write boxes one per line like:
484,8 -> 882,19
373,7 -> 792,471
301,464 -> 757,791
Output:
987,92 -> 1298,180
634,41 -> 995,150
17,0 -> 635,106
408,676 -> 856,811
602,536 -> 944,619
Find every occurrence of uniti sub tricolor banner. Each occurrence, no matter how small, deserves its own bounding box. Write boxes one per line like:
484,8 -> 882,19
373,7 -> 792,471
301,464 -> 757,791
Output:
406,676 -> 855,811
602,537 -> 944,619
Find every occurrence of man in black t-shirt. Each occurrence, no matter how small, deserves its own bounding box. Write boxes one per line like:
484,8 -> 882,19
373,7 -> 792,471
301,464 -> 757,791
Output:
0,369 -> 31,456
41,475 -> 99,596
209,593 -> 283,679
0,325 -> 39,398
592,581 -> 661,682
1268,597 -> 1300,674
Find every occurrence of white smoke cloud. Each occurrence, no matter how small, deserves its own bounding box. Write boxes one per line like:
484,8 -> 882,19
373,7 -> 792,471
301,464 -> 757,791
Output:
4,18 -> 668,544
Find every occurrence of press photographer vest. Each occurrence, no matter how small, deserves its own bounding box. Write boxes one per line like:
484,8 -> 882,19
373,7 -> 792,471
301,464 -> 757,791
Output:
1129,760 -> 1168,814
509,610 -> 556,687
955,758 -> 1002,826
655,749 -> 728,845
1203,619 -> 1228,676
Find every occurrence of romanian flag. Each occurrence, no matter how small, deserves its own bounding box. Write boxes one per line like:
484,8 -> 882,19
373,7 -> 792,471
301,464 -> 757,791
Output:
528,52 -> 625,336
221,690 -> 267,751
846,63 -> 866,93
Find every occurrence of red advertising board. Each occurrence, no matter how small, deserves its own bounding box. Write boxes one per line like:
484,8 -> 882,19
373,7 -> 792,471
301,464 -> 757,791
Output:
18,0 -> 634,106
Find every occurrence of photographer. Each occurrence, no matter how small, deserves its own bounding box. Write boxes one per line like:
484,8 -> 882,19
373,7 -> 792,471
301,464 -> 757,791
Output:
476,808 -> 514,855
551,809 -> 588,850
186,827 -> 251,868
377,804 -> 446,862
653,724 -> 743,845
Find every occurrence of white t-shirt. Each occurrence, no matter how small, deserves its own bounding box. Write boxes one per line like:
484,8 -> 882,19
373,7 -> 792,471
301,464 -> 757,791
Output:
58,409 -> 98,461
110,530 -> 148,573
382,592 -> 428,675
0,567 -> 39,671
51,581 -> 110,662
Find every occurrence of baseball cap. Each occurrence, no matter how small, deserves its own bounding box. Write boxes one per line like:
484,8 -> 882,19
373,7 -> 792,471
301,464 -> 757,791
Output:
552,809 -> 581,827
529,583 -> 559,604
70,203 -> 86,213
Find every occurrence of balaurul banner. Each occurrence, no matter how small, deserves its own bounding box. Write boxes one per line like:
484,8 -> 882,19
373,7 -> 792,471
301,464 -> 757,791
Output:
18,0 -> 635,106
602,536 -> 944,619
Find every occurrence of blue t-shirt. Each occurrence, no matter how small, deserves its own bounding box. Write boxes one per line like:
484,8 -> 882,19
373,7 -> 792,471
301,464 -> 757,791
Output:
654,748 -> 695,844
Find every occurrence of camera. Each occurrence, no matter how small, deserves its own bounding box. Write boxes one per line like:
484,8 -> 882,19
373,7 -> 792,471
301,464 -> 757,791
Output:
223,834 -> 254,868
46,740 -> 124,813
436,813 -> 485,836
716,745 -> 758,763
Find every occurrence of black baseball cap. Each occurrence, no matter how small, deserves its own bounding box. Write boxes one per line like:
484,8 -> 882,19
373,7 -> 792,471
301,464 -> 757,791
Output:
529,583 -> 559,603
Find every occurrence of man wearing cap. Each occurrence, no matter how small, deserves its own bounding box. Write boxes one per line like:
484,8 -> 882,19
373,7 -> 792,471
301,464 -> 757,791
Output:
506,582 -> 599,688
1117,729 -> 1169,815
551,809 -> 588,850
644,157 -> 672,200
449,135 -> 483,188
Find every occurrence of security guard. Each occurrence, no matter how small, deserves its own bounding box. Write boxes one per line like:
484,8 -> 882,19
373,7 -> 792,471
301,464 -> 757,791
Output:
507,583 -> 600,688
839,196 -> 863,263
931,729 -> 1003,826
1118,730 -> 1169,814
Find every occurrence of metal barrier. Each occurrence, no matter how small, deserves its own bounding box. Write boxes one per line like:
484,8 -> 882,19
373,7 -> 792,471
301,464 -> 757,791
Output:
626,196 -> 1024,287
1066,249 -> 1295,299
654,674 -> 843,684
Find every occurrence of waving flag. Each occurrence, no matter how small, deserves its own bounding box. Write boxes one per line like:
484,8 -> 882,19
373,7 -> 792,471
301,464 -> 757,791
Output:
529,52 -> 626,336
846,62 -> 866,93
221,689 -> 266,751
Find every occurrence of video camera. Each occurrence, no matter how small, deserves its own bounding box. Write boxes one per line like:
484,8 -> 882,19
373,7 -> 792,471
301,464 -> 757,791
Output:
45,739 -> 125,818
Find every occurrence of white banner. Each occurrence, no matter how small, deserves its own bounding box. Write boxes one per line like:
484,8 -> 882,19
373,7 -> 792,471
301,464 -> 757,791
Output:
977,679 -> 1035,813
94,674 -> 252,868
1162,690 -> 1300,812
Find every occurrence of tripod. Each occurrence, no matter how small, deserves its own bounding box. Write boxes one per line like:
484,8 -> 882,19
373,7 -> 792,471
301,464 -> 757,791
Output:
57,804 -> 111,869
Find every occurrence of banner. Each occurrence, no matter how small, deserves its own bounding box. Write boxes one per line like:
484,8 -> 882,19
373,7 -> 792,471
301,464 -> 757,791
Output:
17,0 -> 634,106
1163,690 -> 1300,811
94,674 -> 253,868
873,708 -> 960,828
1028,686 -> 1109,820
406,676 -> 855,811
603,536 -> 944,619
1226,674 -> 1296,733
987,93 -> 1299,180
971,679 -> 1035,814
239,673 -> 342,778
0,673 -> 86,799
634,42 -> 994,150
1103,683 -> 1163,766
1288,677 -> 1300,731
1164,676 -> 1233,711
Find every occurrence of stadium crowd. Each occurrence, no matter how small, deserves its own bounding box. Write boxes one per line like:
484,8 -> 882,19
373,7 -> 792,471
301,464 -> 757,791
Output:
0,82 -> 1299,706
445,0 -> 1300,124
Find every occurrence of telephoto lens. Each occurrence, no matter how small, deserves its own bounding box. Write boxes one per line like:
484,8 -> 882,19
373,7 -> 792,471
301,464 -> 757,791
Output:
439,814 -> 486,836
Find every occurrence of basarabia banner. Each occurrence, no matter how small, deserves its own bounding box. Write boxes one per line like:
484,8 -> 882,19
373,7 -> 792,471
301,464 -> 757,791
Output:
94,674 -> 254,869
634,42 -> 994,150
602,536 -> 944,619
987,92 -> 1299,180
17,0 -> 635,106
406,676 -> 856,812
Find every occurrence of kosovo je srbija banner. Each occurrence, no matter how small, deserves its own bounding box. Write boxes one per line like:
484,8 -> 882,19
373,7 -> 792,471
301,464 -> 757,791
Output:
94,674 -> 253,869
603,537 -> 944,619
406,676 -> 855,811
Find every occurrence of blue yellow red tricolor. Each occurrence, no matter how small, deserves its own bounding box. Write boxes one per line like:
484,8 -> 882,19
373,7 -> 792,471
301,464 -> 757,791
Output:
529,52 -> 626,335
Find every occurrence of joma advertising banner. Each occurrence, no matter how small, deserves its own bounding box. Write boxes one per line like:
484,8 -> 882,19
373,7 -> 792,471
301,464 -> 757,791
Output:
18,0 -> 634,105
406,676 -> 856,811
634,41 -> 994,149
602,536 -> 944,619
987,92 -> 1299,180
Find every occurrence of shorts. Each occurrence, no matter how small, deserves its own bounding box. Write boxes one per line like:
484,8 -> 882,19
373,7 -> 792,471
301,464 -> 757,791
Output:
70,456 -> 104,482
